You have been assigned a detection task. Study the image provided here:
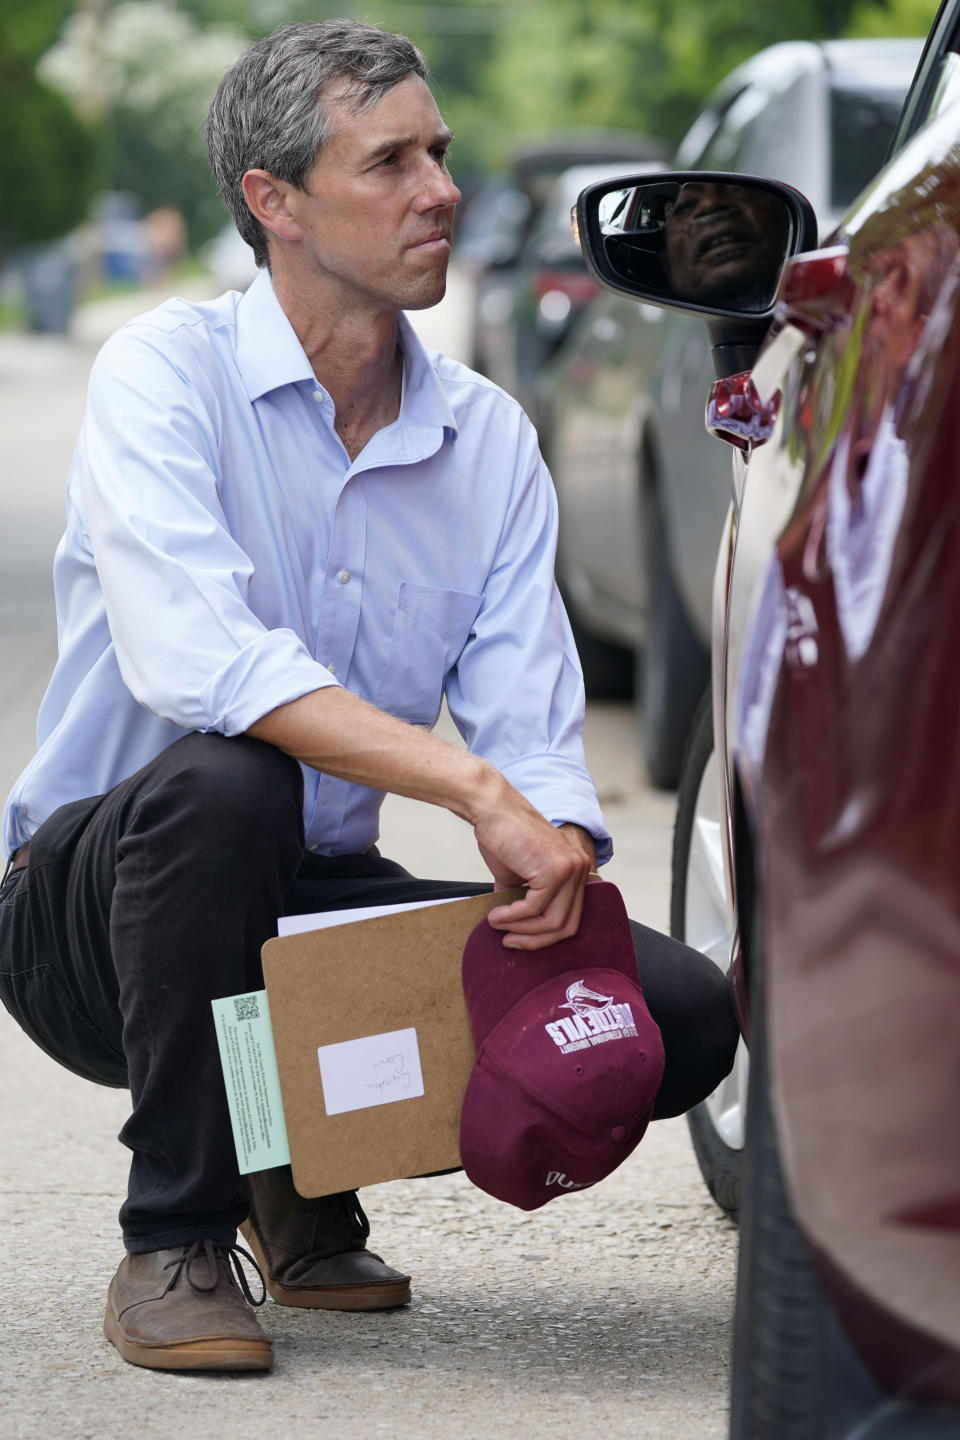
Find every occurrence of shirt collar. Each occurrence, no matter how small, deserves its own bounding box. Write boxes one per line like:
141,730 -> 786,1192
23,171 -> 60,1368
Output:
235,270 -> 459,442
396,311 -> 459,443
235,268 -> 316,400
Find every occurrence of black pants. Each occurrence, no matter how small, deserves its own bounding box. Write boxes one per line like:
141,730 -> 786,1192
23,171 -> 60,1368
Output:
0,732 -> 738,1252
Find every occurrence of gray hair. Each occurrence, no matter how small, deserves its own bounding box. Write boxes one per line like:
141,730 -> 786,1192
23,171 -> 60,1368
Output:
207,20 -> 428,269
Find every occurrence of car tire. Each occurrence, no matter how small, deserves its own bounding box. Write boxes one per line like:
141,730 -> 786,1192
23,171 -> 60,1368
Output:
671,688 -> 745,1220
640,489 -> 710,788
563,592 -> 634,700
729,936 -> 830,1438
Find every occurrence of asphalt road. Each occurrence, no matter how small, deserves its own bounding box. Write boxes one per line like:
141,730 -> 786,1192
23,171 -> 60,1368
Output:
0,272 -> 736,1439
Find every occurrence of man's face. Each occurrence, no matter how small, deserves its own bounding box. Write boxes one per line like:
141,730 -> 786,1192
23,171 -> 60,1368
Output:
282,73 -> 461,312
664,182 -> 788,307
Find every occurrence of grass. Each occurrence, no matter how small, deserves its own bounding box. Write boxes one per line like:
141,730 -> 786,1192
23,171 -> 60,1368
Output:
0,297 -> 26,332
0,255 -> 214,334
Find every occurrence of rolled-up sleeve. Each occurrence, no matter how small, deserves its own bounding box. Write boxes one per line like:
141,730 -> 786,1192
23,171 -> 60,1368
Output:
444,418 -> 613,864
78,327 -> 337,734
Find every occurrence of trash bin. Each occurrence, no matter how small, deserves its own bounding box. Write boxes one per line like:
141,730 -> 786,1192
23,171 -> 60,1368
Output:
20,240 -> 79,334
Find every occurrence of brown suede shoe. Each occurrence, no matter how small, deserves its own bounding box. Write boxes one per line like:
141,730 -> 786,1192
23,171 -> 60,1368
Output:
241,1166 -> 411,1311
104,1238 -> 273,1371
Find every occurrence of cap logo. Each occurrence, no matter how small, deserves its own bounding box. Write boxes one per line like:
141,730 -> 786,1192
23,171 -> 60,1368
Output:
544,979 -> 640,1055
561,980 -> 615,1015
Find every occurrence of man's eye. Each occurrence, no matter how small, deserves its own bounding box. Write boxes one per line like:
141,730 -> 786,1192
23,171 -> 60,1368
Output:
432,146 -> 451,165
379,152 -> 400,167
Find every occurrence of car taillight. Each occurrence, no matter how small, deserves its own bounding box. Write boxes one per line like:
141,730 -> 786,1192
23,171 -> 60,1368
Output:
706,371 -> 781,452
533,269 -> 600,309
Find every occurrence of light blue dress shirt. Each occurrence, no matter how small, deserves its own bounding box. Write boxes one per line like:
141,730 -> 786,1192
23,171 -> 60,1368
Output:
3,270 -> 612,864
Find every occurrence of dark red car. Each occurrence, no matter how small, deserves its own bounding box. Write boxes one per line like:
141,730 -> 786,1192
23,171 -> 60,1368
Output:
578,5 -> 960,1435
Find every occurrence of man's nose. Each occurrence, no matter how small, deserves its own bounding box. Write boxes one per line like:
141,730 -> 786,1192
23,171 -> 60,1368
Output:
685,183 -> 723,217
417,163 -> 461,212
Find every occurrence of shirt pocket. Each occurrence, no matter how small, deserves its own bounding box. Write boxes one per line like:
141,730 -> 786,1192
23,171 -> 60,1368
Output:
375,581 -> 484,726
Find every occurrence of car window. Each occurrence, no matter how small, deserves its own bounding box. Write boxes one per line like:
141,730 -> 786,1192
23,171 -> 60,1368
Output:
676,86 -> 748,168
925,50 -> 960,122
892,8 -> 960,153
897,49 -> 960,144
696,86 -> 770,171
830,83 -> 912,209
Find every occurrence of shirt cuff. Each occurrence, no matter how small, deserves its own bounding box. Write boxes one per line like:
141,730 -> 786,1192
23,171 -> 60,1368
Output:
499,753 -> 613,866
194,628 -> 341,735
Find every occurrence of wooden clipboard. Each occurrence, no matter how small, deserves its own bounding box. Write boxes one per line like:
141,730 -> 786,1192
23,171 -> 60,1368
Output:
260,888 -> 522,1197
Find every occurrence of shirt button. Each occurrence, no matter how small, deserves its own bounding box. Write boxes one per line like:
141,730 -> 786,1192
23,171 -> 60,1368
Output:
338,569 -> 350,585
327,663 -> 336,675
313,389 -> 324,402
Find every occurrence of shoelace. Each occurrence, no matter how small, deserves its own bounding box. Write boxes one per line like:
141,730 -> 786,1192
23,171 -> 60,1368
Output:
163,1237 -> 267,1306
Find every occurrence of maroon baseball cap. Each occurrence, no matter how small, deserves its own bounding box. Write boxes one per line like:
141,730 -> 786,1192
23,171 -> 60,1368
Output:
459,881 -> 665,1210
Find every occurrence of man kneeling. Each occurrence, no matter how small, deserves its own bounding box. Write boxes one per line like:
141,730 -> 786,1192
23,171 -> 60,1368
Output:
0,19 -> 738,1372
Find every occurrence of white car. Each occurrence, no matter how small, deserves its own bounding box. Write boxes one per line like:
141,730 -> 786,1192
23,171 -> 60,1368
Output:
544,39 -> 922,788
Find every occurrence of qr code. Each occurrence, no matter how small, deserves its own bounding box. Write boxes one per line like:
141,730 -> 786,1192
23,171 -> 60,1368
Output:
234,994 -> 260,1023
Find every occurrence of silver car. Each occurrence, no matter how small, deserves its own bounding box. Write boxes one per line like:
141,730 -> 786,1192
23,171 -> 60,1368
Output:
543,38 -> 923,788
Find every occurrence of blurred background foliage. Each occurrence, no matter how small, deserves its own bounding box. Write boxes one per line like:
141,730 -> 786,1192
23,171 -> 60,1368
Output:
39,3 -> 248,246
0,0 -> 100,252
0,0 -> 939,258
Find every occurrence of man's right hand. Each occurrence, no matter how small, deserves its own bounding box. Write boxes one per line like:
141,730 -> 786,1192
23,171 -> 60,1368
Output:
472,793 -> 594,950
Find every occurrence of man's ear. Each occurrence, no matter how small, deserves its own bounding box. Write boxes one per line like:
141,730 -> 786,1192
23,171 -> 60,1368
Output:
241,169 -> 305,246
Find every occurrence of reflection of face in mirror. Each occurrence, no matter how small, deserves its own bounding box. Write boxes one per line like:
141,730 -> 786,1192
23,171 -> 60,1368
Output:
662,182 -> 791,310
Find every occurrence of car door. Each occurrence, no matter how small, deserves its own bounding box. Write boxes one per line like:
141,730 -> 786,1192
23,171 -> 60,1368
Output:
550,291 -> 656,643
731,6 -> 960,1393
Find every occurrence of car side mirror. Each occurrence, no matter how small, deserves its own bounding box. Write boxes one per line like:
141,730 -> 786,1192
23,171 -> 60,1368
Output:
575,172 -> 818,325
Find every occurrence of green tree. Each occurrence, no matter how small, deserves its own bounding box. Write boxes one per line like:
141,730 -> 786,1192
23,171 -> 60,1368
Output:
847,0 -> 936,36
40,2 -> 248,246
648,0 -> 865,137
0,55 -> 100,253
0,0 -> 99,257
431,0 -> 910,165
0,0 -> 73,63
481,0 -> 666,154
